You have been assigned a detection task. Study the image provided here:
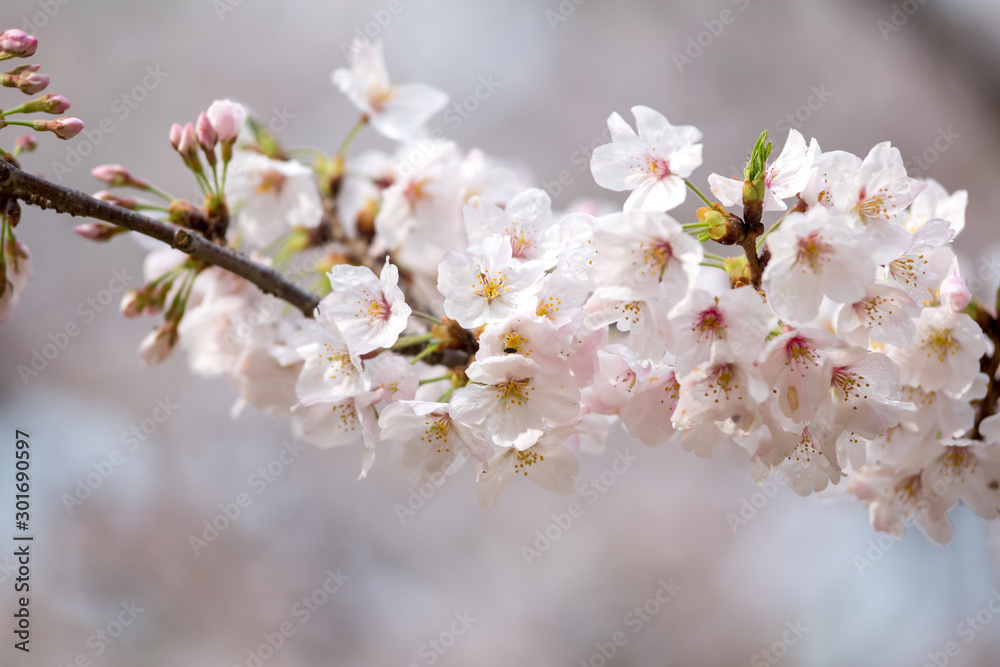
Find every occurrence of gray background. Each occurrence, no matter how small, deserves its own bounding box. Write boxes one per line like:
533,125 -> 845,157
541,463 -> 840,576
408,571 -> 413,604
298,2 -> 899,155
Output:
3,0 -> 1000,665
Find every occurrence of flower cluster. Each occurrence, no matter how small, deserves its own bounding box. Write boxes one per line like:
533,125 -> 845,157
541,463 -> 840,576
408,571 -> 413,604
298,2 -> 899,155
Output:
5,36 -> 1000,543
0,29 -> 84,323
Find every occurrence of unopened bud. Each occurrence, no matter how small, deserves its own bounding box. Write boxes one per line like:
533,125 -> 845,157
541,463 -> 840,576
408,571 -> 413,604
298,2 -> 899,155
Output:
144,280 -> 173,316
91,164 -> 147,188
17,93 -> 70,114
93,190 -> 137,210
119,288 -> 147,318
138,320 -> 179,366
3,237 -> 32,292
178,122 -> 203,173
0,29 -> 38,59
0,278 -> 19,324
724,255 -> 751,288
1,64 -> 48,95
940,266 -> 971,312
13,134 -> 37,154
206,98 -> 245,142
196,111 -> 218,155
697,203 -> 731,241
169,123 -> 184,151
32,116 -> 84,139
178,122 -> 196,155
73,221 -> 129,242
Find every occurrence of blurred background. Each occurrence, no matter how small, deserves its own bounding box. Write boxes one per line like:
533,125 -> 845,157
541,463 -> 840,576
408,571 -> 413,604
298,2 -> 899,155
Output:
3,0 -> 1000,664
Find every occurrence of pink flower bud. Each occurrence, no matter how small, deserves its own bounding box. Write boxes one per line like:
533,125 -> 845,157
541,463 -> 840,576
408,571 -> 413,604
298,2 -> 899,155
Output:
178,122 -> 197,155
139,321 -> 179,366
169,123 -> 184,151
73,221 -> 129,242
1,64 -> 48,95
206,99 -> 246,142
14,134 -> 37,153
4,239 -> 31,291
37,93 -> 70,113
120,288 -> 146,318
941,266 -> 972,312
196,111 -> 217,152
92,190 -> 137,210
0,279 -> 20,325
91,164 -> 146,188
0,29 -> 37,58
34,116 -> 83,139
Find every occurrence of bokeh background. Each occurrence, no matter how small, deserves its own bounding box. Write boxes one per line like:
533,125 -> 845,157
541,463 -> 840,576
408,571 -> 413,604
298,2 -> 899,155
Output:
3,0 -> 1000,664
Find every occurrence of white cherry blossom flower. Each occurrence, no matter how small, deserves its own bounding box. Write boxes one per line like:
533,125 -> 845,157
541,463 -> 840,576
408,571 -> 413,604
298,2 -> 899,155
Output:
836,281 -> 921,348
332,40 -> 448,141
475,314 -> 569,374
921,439 -> 1000,521
378,400 -> 492,488
887,307 -> 988,395
665,286 -> 772,375
803,143 -> 926,231
813,348 -> 906,443
673,342 -> 769,436
761,207 -> 875,322
437,234 -> 546,328
318,258 -> 411,355
902,177 -> 967,235
464,188 -> 562,267
886,219 -> 955,301
293,321 -> 369,406
225,154 -> 322,248
849,465 -> 955,545
590,210 -> 702,301
620,365 -> 680,447
477,430 -> 580,510
759,328 -> 839,424
450,355 -> 580,450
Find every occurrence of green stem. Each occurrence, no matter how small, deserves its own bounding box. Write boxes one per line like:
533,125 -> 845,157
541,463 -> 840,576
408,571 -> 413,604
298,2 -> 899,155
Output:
703,252 -> 728,262
683,222 -> 709,230
410,342 -> 441,365
419,376 -> 450,386
135,203 -> 171,213
0,104 -> 29,117
701,262 -> 727,271
684,179 -> 714,207
192,170 -> 212,196
144,184 -> 176,202
336,115 -> 368,156
411,310 -> 442,326
757,211 -> 791,250
393,332 -> 435,349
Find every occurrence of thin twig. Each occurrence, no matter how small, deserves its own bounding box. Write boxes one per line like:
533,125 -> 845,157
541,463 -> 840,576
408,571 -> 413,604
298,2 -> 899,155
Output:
0,158 -> 321,317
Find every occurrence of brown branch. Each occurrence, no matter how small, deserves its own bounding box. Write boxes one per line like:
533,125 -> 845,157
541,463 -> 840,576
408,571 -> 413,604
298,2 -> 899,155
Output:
0,158 -> 321,317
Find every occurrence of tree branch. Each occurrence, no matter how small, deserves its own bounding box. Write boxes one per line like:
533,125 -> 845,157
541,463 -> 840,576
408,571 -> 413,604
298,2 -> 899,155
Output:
0,158 -> 321,317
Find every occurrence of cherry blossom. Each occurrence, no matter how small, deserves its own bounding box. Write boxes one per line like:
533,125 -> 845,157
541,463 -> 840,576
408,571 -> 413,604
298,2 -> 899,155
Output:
590,105 -> 703,212
225,153 -> 323,248
437,234 -> 546,328
332,40 -> 448,141
318,258 -> 411,355
761,207 -> 876,322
